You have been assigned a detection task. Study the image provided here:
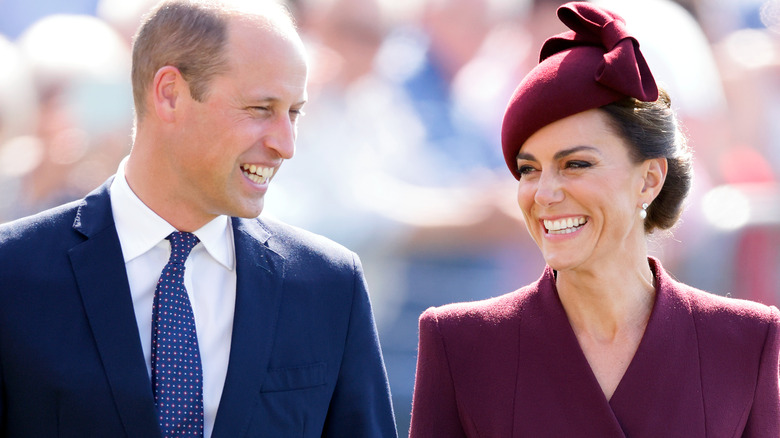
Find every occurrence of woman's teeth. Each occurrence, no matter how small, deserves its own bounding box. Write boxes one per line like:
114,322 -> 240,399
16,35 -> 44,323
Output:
544,217 -> 587,234
241,164 -> 274,184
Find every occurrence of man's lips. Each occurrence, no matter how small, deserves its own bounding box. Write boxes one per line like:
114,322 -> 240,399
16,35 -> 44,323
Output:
241,164 -> 275,184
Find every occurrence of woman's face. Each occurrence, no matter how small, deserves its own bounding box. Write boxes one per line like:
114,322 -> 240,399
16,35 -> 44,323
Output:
515,109 -> 648,273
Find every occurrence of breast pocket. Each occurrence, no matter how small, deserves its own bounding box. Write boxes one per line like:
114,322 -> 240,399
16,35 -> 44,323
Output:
260,362 -> 327,393
250,362 -> 331,436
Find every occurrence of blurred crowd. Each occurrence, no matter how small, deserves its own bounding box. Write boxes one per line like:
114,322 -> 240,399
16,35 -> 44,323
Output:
2,0 -> 780,431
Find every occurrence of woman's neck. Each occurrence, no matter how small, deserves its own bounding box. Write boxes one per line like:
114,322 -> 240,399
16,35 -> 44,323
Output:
555,255 -> 656,342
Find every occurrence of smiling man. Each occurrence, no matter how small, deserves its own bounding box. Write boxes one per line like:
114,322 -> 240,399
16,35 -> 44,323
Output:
0,1 -> 397,437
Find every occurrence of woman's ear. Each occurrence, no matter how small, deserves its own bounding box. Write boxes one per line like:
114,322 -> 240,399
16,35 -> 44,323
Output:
642,157 -> 668,201
151,66 -> 185,123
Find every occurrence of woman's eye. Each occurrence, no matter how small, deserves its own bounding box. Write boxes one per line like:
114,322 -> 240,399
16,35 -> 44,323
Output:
517,165 -> 537,176
566,160 -> 592,169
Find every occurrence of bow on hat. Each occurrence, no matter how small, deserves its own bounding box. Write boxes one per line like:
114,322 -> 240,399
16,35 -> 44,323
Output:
501,1 -> 659,179
542,2 -> 657,102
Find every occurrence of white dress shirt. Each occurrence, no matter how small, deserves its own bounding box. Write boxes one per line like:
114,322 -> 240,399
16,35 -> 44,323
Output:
109,157 -> 236,438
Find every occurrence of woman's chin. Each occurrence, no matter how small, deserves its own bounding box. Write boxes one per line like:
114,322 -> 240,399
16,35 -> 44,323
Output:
542,252 -> 583,273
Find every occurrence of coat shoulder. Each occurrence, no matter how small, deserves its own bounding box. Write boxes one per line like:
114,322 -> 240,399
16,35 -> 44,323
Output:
666,275 -> 779,362
420,273 -> 546,336
251,215 -> 359,270
653,257 -> 777,328
0,199 -> 84,249
676,280 -> 779,329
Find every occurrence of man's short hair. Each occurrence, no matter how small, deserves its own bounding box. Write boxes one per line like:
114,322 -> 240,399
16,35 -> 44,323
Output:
130,0 -> 296,121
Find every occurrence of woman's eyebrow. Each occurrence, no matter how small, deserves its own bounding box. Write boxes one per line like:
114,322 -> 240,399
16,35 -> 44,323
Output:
517,145 -> 601,162
517,146 -> 600,162
553,145 -> 600,160
516,151 -> 537,162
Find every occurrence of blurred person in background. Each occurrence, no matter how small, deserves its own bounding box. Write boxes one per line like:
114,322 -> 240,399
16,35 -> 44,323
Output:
0,0 -> 98,39
263,0 -> 543,431
0,14 -> 133,222
0,0 -> 396,436
410,2 -> 780,436
702,0 -> 780,305
0,35 -> 39,221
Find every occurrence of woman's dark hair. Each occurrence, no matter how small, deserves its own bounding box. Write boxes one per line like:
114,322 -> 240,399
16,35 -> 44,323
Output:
600,88 -> 693,233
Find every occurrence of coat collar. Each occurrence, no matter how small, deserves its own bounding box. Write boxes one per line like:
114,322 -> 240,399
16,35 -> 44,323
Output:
608,257 -> 705,435
512,258 -> 705,437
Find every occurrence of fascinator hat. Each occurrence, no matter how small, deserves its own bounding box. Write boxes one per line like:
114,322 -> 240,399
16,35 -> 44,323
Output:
501,1 -> 659,179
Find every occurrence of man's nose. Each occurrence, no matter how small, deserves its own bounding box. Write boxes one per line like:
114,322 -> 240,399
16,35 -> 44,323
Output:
265,115 -> 296,160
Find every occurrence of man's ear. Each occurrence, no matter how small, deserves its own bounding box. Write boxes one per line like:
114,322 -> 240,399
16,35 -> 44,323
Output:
641,157 -> 668,201
151,66 -> 186,123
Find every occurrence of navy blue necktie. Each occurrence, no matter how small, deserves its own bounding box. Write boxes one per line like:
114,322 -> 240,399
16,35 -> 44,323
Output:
151,232 -> 204,437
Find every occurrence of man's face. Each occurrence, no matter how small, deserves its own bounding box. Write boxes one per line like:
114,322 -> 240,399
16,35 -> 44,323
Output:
170,16 -> 308,224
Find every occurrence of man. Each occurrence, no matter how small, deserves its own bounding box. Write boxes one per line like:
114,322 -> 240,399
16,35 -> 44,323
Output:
0,0 -> 397,436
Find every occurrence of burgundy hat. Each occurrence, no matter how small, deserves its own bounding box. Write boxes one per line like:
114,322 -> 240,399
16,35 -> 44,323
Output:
501,1 -> 658,179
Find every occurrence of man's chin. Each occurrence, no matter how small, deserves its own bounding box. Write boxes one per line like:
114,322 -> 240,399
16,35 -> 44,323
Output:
230,200 -> 264,219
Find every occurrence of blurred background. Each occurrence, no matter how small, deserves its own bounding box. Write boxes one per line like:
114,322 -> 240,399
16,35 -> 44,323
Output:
2,0 -> 780,432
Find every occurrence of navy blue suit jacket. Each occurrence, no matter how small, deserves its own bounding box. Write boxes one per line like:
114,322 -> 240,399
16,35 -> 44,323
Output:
0,180 -> 397,437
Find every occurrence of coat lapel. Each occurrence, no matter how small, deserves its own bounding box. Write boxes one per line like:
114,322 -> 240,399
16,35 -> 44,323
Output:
513,267 -> 626,437
608,258 -> 705,436
68,180 -> 161,438
512,260 -> 707,437
211,218 -> 284,437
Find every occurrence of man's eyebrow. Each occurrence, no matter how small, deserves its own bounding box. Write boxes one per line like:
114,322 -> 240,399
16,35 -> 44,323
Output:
517,145 -> 600,161
247,97 -> 308,107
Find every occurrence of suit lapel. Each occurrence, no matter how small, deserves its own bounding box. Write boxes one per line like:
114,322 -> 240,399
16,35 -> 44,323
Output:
212,218 -> 284,437
68,181 -> 161,438
608,259 -> 705,436
513,267 -> 626,437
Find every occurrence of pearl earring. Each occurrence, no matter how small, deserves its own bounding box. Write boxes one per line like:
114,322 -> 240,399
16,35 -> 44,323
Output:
639,202 -> 649,220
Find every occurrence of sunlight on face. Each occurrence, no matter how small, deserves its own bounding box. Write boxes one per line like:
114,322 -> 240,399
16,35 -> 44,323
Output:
515,109 -> 648,273
170,14 -> 309,225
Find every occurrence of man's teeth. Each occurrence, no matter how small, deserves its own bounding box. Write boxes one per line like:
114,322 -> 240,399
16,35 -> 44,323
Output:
544,217 -> 587,234
241,164 -> 275,184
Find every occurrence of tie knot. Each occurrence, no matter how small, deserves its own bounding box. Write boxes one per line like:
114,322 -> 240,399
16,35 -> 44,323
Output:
166,231 -> 200,265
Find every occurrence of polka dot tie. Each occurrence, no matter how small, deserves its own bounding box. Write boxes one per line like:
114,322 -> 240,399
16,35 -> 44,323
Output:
151,232 -> 204,437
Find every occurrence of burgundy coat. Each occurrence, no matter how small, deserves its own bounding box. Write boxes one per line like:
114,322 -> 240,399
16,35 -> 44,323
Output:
410,258 -> 780,437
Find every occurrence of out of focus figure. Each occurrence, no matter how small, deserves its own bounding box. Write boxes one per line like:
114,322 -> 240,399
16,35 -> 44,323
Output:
0,35 -> 38,220
0,14 -> 133,222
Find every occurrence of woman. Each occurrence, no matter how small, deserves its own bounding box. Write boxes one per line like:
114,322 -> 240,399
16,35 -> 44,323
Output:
409,2 -> 780,437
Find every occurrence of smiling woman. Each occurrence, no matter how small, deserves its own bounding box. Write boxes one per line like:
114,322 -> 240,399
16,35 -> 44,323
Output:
409,2 -> 780,437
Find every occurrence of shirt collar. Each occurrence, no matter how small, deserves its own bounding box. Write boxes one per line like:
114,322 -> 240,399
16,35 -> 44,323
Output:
109,156 -> 235,270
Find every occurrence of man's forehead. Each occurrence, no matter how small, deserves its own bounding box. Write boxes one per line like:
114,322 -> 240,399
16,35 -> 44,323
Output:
218,0 -> 295,29
220,14 -> 308,97
224,10 -> 307,66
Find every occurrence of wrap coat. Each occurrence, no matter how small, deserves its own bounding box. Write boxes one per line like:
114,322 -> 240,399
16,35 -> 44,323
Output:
410,258 -> 780,437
